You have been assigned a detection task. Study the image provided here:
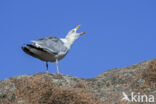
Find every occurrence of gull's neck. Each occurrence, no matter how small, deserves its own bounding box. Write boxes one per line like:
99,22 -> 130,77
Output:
61,35 -> 79,49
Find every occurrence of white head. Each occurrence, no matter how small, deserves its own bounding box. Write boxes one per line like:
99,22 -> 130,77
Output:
65,25 -> 86,40
63,25 -> 86,49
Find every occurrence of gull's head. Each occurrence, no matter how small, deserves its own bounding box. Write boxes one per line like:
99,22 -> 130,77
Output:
66,25 -> 86,40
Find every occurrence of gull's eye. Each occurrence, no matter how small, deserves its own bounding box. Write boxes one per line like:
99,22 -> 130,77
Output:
69,29 -> 75,34
72,30 -> 75,32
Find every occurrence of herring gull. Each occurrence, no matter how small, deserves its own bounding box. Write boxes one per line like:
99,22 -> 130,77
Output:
22,25 -> 86,74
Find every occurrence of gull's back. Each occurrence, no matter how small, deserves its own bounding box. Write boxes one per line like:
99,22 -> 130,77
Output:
22,36 -> 68,62
34,36 -> 68,54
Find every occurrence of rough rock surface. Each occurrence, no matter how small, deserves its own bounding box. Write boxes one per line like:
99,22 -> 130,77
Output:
0,59 -> 156,104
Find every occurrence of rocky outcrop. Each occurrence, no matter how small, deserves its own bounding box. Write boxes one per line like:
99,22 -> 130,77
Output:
0,59 -> 156,104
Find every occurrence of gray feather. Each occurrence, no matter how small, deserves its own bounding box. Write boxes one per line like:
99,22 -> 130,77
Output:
33,36 -> 68,54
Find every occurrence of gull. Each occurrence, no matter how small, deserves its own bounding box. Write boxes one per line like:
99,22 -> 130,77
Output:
22,25 -> 86,74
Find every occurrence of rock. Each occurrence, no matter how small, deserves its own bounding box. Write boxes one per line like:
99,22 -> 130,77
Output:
0,59 -> 156,104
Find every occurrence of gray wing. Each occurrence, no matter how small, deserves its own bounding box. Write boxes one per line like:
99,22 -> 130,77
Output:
32,36 -> 68,54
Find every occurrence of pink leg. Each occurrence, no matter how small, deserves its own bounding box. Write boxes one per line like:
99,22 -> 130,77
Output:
56,59 -> 60,74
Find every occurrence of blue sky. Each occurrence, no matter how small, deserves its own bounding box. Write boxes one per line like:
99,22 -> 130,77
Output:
0,0 -> 156,80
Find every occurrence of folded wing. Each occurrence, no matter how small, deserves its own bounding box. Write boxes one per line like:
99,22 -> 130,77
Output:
32,36 -> 68,55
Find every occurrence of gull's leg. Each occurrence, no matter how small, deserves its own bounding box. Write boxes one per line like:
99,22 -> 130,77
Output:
56,59 -> 60,74
46,62 -> 48,73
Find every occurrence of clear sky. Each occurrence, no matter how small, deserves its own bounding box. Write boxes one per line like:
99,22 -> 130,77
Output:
0,0 -> 156,80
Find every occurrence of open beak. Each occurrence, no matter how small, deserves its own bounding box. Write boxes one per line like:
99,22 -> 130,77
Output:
80,32 -> 86,35
76,24 -> 81,30
76,25 -> 86,35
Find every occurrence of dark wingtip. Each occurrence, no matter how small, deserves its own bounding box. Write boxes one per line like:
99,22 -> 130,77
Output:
21,46 -> 27,51
21,46 -> 25,50
21,44 -> 27,50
